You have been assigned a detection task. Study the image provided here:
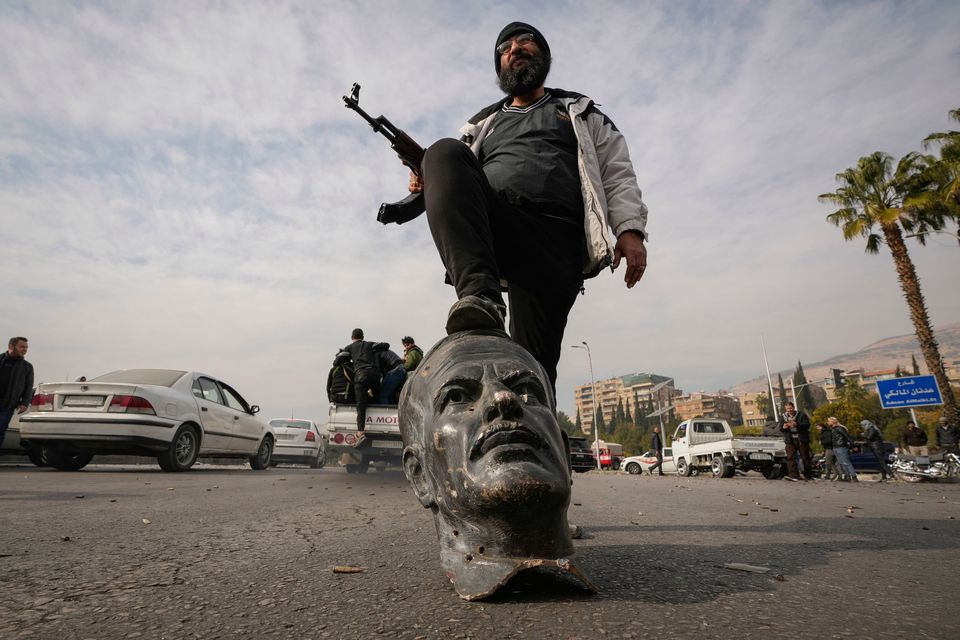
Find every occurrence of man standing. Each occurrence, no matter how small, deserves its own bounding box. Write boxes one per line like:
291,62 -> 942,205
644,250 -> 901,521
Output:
828,417 -> 858,482
778,402 -> 811,481
0,337 -> 34,446
901,421 -> 929,456
342,329 -> 380,435
411,22 -> 648,393
860,419 -> 894,481
649,426 -> 664,477
816,422 -> 838,480
935,416 -> 959,456
401,336 -> 423,374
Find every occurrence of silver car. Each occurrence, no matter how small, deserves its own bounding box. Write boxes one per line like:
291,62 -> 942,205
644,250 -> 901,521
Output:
268,418 -> 326,468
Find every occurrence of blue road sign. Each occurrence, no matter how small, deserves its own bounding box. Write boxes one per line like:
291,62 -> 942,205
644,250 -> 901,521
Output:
876,375 -> 943,409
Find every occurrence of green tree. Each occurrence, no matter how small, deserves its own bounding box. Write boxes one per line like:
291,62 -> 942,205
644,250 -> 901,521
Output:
625,401 -> 634,427
911,353 -> 921,376
556,410 -> 575,435
616,397 -> 626,426
777,373 -> 789,413
755,392 -> 774,420
575,408 -> 582,433
917,107 -> 960,220
793,361 -> 816,415
894,364 -> 904,378
820,150 -> 959,424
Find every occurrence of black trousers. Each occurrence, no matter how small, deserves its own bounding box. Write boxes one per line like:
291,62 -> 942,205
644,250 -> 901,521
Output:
353,369 -> 380,431
868,441 -> 893,479
422,139 -> 584,391
650,453 -> 664,475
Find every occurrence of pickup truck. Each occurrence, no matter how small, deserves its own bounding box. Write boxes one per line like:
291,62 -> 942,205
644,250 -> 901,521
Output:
325,403 -> 402,474
670,418 -> 787,479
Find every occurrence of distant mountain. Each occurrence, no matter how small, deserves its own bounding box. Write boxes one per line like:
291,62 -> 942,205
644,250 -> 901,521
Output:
730,322 -> 960,394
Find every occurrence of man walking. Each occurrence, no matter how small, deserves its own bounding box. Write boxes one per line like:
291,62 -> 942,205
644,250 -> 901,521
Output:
0,336 -> 34,446
860,419 -> 894,481
342,329 -> 380,436
935,416 -> 959,456
649,426 -> 664,476
411,22 -> 649,394
779,402 -> 811,481
828,417 -> 858,482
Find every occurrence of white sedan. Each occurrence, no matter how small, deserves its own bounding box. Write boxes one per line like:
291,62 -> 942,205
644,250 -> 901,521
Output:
621,448 -> 680,475
268,418 -> 326,468
19,369 -> 274,472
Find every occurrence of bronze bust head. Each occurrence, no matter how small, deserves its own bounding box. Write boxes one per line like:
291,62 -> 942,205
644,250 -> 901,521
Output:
399,329 -> 594,600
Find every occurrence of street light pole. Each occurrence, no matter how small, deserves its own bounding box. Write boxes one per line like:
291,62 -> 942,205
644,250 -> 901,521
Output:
572,342 -> 602,471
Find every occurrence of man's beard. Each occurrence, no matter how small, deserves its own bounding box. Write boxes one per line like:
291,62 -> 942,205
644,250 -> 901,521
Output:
497,51 -> 551,97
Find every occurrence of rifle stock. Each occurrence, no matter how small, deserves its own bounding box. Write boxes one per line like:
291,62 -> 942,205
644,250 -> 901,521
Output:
343,83 -> 426,225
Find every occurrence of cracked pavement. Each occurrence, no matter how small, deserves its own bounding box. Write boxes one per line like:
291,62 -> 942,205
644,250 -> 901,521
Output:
1,462 -> 958,639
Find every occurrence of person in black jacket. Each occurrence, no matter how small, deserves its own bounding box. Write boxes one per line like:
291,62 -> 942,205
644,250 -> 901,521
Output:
860,420 -> 893,481
373,343 -> 406,405
649,426 -> 664,476
935,417 -> 960,456
829,417 -> 858,482
0,336 -> 34,446
326,351 -> 355,404
778,402 -> 811,481
342,328 -> 380,435
816,422 -> 838,480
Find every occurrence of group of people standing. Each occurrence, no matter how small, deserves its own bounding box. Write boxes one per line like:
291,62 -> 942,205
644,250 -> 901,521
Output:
326,330 -> 423,434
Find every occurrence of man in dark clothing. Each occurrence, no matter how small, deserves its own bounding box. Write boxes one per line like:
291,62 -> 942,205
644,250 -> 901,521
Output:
816,422 -> 838,480
860,420 -> 894,481
410,22 -> 649,394
342,328 -> 380,434
649,426 -> 664,476
778,402 -> 811,481
901,421 -> 929,456
374,343 -> 406,404
0,336 -> 34,446
935,417 -> 960,455
829,417 -> 858,482
326,351 -> 355,404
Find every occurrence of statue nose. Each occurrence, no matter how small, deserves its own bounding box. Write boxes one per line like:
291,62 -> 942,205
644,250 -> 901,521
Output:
486,389 -> 523,422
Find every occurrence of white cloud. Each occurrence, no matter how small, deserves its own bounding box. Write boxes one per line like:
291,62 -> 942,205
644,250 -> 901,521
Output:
1,0 -> 958,421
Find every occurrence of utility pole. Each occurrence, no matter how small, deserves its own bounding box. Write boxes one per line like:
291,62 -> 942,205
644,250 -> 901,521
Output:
571,342 -> 602,472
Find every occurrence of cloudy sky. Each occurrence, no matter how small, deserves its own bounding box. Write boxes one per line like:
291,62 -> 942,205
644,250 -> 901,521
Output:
2,0 -> 958,421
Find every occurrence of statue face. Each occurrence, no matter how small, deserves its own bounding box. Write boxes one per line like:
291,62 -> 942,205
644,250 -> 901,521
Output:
411,334 -> 570,515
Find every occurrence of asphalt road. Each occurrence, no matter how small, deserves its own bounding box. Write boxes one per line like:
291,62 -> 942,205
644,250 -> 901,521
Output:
1,462 -> 958,640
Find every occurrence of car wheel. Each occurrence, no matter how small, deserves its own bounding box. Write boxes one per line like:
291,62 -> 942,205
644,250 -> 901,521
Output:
45,445 -> 94,471
249,436 -> 273,470
711,456 -> 734,479
677,457 -> 692,477
310,447 -> 326,469
626,462 -> 641,475
27,445 -> 47,468
158,425 -> 200,472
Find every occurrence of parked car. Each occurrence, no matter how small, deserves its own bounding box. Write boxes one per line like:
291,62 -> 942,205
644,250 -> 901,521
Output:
622,448 -> 678,475
568,436 -> 596,473
597,440 -> 624,470
269,418 -> 326,468
19,369 -> 274,472
811,441 -> 896,475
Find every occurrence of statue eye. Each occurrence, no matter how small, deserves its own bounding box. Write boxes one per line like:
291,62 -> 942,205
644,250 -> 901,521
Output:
512,379 -> 545,405
438,382 -> 479,411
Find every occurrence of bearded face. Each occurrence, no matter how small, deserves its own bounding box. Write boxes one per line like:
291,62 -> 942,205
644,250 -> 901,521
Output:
497,48 -> 551,97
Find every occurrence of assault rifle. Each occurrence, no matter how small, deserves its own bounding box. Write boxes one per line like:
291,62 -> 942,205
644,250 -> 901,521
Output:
342,83 -> 426,225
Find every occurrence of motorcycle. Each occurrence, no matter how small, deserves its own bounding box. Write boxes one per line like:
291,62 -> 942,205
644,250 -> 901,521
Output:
891,451 -> 960,482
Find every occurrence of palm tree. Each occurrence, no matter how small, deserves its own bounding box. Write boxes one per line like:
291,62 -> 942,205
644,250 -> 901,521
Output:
819,151 -> 958,423
912,108 -> 960,247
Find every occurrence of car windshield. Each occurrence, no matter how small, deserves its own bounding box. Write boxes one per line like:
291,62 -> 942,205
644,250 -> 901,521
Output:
91,369 -> 187,387
569,438 -> 590,451
270,420 -> 312,430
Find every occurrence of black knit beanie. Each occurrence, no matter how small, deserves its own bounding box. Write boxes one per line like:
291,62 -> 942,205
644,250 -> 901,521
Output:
495,22 -> 550,72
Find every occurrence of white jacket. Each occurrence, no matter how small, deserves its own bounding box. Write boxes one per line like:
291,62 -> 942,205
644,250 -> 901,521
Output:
458,89 -> 648,278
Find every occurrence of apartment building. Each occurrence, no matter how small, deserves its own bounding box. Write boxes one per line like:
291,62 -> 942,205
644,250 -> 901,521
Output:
573,373 -> 678,434
737,392 -> 769,428
672,392 -> 742,424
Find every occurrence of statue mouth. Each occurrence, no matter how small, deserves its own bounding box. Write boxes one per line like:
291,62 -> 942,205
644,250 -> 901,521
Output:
469,421 -> 548,461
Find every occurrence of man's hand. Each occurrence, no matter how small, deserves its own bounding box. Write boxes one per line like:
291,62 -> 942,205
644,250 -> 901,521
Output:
17,404 -> 27,414
408,170 -> 423,193
613,230 -> 646,288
